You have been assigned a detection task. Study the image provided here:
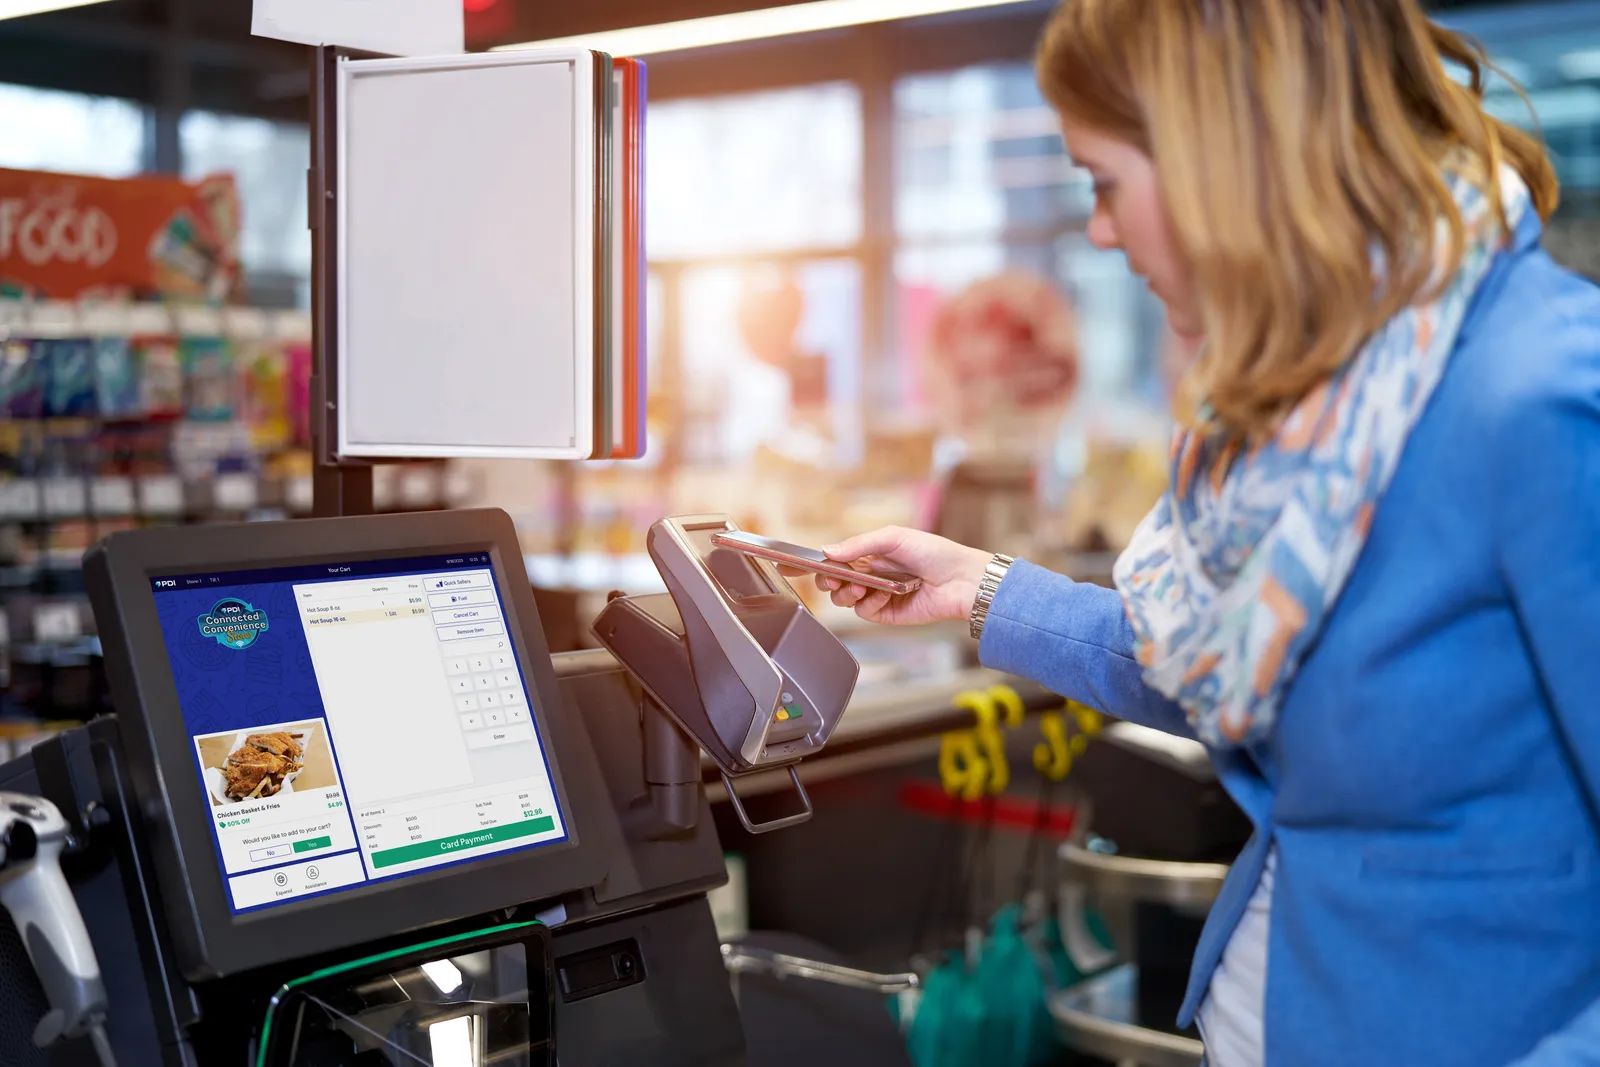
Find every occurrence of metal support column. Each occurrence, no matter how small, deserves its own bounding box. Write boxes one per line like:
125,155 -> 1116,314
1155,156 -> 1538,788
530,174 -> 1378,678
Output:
307,44 -> 374,518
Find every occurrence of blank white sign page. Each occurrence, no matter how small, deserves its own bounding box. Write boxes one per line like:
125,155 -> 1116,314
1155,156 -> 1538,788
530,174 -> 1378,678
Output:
337,50 -> 598,459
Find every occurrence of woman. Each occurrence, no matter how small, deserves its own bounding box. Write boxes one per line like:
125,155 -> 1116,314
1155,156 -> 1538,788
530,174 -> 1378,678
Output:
820,2 -> 1600,1065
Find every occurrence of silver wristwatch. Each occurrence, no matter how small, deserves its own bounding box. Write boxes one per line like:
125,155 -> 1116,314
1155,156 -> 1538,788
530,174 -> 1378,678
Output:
968,553 -> 1015,640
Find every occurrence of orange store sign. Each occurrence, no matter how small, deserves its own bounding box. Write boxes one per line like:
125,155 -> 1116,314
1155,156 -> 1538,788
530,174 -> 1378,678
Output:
0,167 -> 241,303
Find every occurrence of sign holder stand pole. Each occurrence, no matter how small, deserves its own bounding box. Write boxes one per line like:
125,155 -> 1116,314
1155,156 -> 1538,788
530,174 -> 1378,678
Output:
309,44 -> 374,518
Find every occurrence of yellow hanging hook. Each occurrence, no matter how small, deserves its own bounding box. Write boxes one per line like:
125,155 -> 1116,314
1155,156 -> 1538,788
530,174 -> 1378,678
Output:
955,689 -> 1007,795
1033,711 -> 1073,781
987,684 -> 1026,728
1068,700 -> 1104,737
938,730 -> 988,803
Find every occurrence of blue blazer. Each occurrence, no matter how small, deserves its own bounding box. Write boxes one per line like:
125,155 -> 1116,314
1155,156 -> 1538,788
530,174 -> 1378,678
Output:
979,210 -> 1600,1066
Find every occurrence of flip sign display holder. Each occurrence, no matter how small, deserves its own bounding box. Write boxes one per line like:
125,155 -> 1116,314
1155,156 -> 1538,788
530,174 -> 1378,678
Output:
308,44 -> 647,517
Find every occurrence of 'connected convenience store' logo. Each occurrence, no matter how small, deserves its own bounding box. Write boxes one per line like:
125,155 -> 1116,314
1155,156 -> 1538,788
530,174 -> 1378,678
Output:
197,598 -> 270,650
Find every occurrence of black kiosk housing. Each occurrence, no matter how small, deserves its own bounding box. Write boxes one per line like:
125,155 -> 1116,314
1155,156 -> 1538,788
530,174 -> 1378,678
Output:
0,509 -> 745,1067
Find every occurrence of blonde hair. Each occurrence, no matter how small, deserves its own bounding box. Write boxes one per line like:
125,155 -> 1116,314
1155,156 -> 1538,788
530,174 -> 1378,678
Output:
1036,0 -> 1560,436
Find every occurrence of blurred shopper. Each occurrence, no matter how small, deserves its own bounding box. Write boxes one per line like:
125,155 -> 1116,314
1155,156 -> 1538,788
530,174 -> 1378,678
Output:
820,2 -> 1600,1065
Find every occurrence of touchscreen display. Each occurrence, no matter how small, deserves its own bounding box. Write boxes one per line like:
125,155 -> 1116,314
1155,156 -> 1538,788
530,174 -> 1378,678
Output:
151,553 -> 568,914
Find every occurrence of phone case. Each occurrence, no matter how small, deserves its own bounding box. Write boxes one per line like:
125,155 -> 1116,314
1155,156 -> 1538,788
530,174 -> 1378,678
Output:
709,533 -> 920,595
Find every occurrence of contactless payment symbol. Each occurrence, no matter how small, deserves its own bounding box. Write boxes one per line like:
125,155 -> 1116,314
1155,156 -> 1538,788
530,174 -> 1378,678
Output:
197,598 -> 270,650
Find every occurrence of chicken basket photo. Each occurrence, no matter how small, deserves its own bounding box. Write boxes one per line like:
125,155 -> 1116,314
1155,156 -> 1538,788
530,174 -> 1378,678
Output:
194,721 -> 333,807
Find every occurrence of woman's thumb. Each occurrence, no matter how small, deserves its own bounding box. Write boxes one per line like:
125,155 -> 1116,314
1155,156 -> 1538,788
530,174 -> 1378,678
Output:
824,527 -> 908,563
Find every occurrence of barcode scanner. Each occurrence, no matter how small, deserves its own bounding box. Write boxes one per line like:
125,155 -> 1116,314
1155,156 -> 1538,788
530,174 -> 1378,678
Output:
0,791 -> 117,1067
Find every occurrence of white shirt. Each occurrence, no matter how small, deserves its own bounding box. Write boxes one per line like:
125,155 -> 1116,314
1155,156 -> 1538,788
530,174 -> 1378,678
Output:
1195,846 -> 1274,1067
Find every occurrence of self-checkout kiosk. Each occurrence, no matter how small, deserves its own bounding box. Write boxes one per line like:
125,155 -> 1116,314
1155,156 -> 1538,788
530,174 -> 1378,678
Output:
0,504 -> 860,1066
0,35 -> 863,1067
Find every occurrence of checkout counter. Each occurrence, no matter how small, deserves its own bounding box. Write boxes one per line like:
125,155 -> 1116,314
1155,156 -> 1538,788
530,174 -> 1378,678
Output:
0,507 -> 870,1067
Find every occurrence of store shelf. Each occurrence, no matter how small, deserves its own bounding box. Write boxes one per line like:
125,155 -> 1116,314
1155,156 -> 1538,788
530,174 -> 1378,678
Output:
0,299 -> 310,342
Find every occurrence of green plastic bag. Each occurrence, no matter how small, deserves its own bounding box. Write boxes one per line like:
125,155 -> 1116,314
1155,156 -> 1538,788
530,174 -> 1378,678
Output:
901,905 -> 1064,1067
904,950 -> 988,1067
975,904 -> 1051,1067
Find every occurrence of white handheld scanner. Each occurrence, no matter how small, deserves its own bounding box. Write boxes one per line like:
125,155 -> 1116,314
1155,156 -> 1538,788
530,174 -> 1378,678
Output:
0,792 -> 111,1055
594,515 -> 860,832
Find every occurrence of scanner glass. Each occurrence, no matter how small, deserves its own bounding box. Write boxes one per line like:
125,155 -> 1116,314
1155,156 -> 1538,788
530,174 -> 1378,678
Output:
682,527 -> 777,602
257,922 -> 553,1067
150,552 -> 569,914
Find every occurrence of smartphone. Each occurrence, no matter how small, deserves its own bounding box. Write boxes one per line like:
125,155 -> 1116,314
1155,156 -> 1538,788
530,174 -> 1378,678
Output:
709,531 -> 922,596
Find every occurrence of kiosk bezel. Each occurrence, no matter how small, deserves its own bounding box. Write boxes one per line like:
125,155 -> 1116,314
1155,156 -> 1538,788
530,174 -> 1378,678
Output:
85,509 -> 609,982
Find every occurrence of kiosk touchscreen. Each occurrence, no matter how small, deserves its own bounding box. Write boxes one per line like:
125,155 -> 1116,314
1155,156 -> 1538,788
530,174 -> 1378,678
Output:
150,551 -> 566,914
84,509 -> 609,981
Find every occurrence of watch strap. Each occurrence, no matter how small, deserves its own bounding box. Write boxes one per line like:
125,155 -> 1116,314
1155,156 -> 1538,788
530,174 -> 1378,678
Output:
968,553 -> 1015,641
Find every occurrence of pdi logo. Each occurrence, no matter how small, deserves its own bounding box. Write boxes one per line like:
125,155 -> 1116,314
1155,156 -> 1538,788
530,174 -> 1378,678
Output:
197,598 -> 270,650
155,580 -> 176,588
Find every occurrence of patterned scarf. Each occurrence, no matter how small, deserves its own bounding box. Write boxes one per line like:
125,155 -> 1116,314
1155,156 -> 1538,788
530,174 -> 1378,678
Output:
1114,163 -> 1531,748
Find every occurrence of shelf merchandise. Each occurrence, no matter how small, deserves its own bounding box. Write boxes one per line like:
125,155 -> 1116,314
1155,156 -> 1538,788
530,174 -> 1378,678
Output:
0,299 -> 458,727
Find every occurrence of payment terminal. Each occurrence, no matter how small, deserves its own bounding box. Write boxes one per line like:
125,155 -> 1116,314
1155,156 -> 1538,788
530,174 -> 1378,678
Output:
593,515 -> 860,834
0,509 -> 744,1067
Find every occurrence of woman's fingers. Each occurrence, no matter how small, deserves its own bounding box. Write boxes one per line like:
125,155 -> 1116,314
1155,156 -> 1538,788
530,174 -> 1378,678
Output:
823,527 -> 908,564
830,582 -> 869,607
855,589 -> 892,619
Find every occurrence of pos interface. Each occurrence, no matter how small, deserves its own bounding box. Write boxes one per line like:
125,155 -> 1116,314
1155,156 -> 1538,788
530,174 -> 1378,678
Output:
87,509 -> 604,980
150,554 -> 567,913
151,553 -> 568,913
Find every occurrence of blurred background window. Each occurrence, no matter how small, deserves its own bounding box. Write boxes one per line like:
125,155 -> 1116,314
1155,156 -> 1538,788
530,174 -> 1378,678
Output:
180,112 -> 312,308
677,259 -> 863,466
894,63 -> 1091,240
648,83 -> 865,470
647,83 -> 862,258
891,62 -> 1165,421
0,82 -> 145,178
1435,4 -> 1600,208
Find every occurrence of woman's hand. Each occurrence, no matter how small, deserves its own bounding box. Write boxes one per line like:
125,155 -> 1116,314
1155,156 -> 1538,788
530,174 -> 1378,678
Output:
813,527 -> 992,626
